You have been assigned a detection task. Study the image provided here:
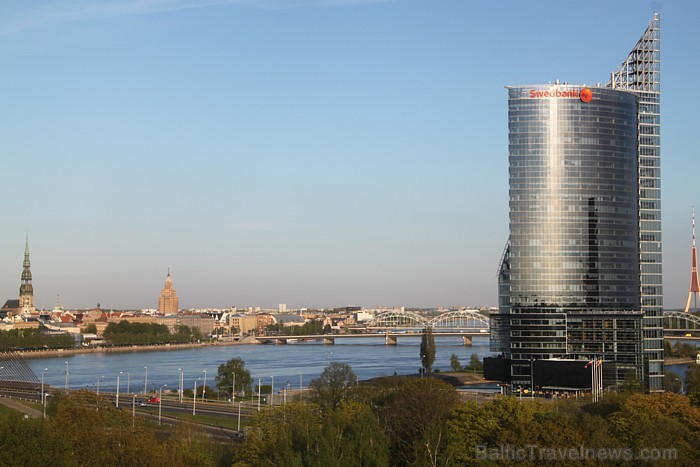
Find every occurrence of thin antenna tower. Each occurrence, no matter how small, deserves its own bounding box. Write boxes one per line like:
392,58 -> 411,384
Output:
685,207 -> 700,313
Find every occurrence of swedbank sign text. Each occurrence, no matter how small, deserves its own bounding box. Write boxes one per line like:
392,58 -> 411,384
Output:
530,88 -> 592,102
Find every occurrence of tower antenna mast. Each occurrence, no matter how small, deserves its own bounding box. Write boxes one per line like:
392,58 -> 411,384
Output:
684,207 -> 700,312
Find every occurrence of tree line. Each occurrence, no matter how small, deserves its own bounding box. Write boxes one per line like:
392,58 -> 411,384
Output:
234,363 -> 700,466
263,320 -> 330,336
0,329 -> 75,350
102,321 -> 202,345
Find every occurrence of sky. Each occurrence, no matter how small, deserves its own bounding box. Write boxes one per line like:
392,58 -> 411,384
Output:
1,0 -> 699,310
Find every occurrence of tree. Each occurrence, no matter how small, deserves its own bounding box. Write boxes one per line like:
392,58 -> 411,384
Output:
619,370 -> 644,393
450,354 -> 462,372
686,365 -> 700,406
215,357 -> 252,398
420,327 -> 436,374
83,323 -> 97,334
665,370 -> 683,393
235,402 -> 388,466
467,354 -> 483,372
309,362 -> 357,408
379,378 -> 461,466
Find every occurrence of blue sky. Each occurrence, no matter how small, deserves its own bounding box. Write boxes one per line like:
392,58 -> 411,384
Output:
1,0 -> 698,310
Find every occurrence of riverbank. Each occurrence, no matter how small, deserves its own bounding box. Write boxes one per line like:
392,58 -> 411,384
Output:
15,336 -> 265,359
665,357 -> 697,365
16,342 -> 205,359
366,371 -> 487,387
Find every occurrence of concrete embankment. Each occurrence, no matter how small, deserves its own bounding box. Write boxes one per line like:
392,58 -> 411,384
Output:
665,357 -> 697,365
17,342 -> 207,359
16,336 -> 261,360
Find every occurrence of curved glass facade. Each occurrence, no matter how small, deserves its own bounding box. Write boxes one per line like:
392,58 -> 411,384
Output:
508,85 -> 639,311
491,14 -> 663,392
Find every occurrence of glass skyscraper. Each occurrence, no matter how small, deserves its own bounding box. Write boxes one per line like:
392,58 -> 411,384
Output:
493,14 -> 662,391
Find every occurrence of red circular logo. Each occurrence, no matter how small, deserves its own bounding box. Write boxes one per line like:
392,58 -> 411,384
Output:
580,88 -> 592,103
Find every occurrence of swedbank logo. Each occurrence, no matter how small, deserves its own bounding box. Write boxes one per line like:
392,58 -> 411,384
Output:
529,87 -> 593,102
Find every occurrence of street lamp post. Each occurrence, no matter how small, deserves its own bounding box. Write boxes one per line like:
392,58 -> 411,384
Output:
41,368 -> 48,419
97,375 -> 103,395
232,372 -> 236,404
116,372 -> 123,408
64,362 -> 69,390
158,384 -> 167,425
257,377 -> 261,411
270,376 -> 274,407
202,370 -> 207,402
127,372 -> 130,394
178,369 -> 183,403
193,380 -> 197,416
300,372 -> 303,403
144,366 -> 148,395
237,401 -> 242,431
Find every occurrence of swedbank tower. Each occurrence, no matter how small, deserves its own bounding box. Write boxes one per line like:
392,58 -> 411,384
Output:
493,13 -> 663,392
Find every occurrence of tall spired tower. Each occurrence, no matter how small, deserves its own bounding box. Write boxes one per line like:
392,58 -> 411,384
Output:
685,208 -> 700,313
158,270 -> 179,313
19,234 -> 35,315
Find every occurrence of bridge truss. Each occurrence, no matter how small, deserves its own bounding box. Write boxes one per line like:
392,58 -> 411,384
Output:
663,311 -> 700,330
369,310 -> 490,332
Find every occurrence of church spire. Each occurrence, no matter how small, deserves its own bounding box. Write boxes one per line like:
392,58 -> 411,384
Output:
19,233 -> 35,314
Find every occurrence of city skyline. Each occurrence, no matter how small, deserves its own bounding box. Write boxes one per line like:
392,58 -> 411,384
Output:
2,1 -> 699,310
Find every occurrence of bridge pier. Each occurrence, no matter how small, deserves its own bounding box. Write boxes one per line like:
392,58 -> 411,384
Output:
322,337 -> 335,345
462,336 -> 472,346
385,334 -> 397,345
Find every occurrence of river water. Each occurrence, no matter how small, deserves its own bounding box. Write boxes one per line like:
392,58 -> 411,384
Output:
24,335 -> 699,394
25,336 -> 494,393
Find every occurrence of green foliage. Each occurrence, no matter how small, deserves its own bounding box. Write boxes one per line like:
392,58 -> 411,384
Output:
619,370 -> 645,394
448,397 -> 585,465
234,402 -> 388,467
0,328 -> 76,350
664,339 -> 700,358
265,320 -> 325,336
83,323 -> 97,334
309,362 -> 357,409
6,376 -> 700,466
378,378 -> 460,466
102,320 -> 199,345
450,353 -> 462,372
39,390 -> 229,466
420,327 -> 436,373
686,365 -> 700,406
446,391 -> 700,466
215,357 -> 252,398
665,370 -> 683,393
0,411 -> 73,466
608,393 -> 700,464
467,353 -> 483,371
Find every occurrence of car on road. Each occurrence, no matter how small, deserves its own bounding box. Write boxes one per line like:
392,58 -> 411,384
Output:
147,396 -> 160,403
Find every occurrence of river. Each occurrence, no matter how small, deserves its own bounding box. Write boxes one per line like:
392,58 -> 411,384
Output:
23,335 -> 699,394
25,335 -> 494,393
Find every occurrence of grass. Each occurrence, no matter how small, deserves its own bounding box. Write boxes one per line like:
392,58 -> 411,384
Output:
0,403 -> 20,416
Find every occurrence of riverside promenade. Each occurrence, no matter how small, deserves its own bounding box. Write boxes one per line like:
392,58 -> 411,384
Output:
16,337 -> 260,360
